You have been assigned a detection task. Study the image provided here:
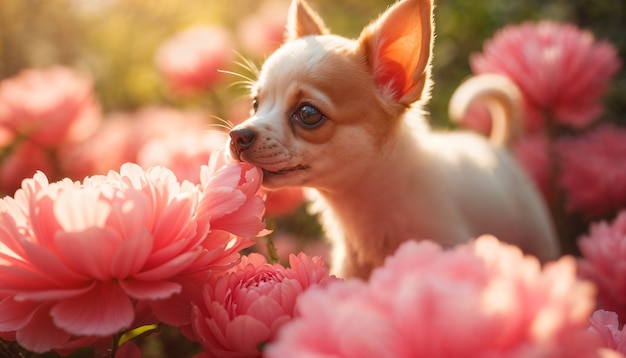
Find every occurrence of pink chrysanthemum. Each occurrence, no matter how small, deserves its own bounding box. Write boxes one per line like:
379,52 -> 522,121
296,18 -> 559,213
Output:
155,26 -> 234,94
0,158 -> 265,353
266,236 -> 603,357
578,211 -> 626,322
471,21 -> 621,131
191,252 -> 337,358
556,124 -> 626,219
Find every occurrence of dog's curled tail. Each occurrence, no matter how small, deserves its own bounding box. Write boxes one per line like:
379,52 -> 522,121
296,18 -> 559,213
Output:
448,73 -> 523,147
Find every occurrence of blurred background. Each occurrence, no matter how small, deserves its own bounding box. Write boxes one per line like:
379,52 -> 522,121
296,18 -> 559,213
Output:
1,0 -> 623,123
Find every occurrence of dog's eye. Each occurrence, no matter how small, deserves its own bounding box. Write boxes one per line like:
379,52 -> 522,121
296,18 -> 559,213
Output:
292,104 -> 326,128
252,98 -> 259,113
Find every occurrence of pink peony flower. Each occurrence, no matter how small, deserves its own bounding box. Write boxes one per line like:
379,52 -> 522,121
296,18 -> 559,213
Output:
0,157 -> 265,353
237,0 -> 289,58
155,26 -> 234,94
471,21 -> 621,131
556,124 -> 626,219
0,66 -> 101,146
266,236 -> 603,357
589,310 -> 626,354
191,252 -> 337,358
578,211 -> 626,321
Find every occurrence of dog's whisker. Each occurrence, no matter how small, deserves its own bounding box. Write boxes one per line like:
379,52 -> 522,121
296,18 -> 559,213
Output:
234,53 -> 260,78
207,114 -> 235,131
224,79 -> 256,91
218,70 -> 255,84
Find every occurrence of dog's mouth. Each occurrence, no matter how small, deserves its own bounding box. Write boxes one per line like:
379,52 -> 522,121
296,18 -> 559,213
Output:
261,164 -> 309,176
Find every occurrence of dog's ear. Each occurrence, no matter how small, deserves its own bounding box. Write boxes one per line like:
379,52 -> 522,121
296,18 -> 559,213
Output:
286,0 -> 328,40
359,0 -> 433,105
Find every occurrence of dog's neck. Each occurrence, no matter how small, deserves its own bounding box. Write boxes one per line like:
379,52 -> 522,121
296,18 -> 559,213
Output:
312,118 -> 433,276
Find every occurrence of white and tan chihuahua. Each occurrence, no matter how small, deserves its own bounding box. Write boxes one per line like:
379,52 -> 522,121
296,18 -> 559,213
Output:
228,0 -> 560,278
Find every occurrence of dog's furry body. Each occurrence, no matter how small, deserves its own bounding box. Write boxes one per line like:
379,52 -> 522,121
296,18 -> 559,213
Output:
229,0 -> 560,278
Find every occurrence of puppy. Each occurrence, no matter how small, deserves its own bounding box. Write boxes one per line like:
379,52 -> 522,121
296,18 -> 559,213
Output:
228,0 -> 560,278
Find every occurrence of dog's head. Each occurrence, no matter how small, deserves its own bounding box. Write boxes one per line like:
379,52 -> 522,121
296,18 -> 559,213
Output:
228,0 -> 434,190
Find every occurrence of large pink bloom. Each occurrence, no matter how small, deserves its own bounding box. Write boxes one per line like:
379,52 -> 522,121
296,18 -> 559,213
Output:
266,236 -> 603,357
471,21 -> 621,131
155,26 -> 234,94
0,158 -> 265,353
191,252 -> 337,358
556,124 -> 626,219
578,211 -> 626,322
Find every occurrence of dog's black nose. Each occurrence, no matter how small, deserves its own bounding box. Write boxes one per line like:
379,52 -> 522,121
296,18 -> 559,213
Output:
230,127 -> 256,154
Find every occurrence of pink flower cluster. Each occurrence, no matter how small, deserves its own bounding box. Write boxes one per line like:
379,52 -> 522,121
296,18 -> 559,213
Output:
266,236 -> 604,357
0,156 -> 265,353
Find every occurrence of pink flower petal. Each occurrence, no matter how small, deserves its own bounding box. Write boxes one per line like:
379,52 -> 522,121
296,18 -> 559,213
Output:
225,315 -> 270,352
209,196 -> 265,237
14,281 -> 95,301
244,296 -> 288,327
53,189 -> 110,232
118,279 -> 181,300
50,281 -> 134,336
134,249 -> 201,281
0,296 -> 39,331
54,227 -> 122,281
16,304 -> 72,353
152,194 -> 199,250
200,188 -> 246,219
105,190 -> 153,240
20,238 -> 88,286
111,229 -> 153,278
